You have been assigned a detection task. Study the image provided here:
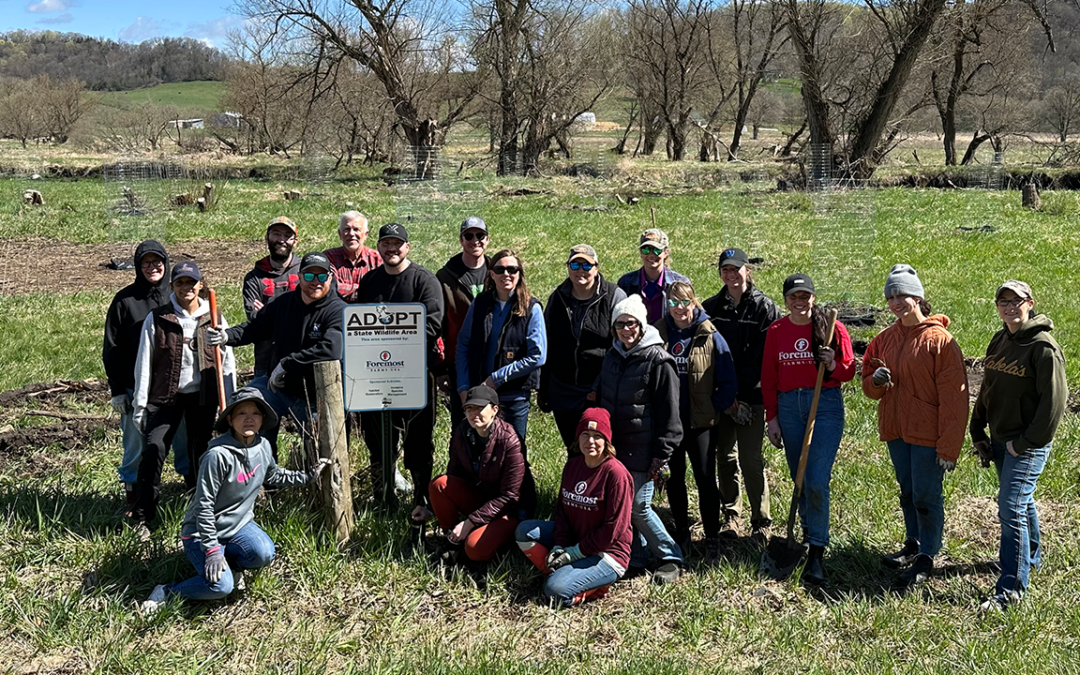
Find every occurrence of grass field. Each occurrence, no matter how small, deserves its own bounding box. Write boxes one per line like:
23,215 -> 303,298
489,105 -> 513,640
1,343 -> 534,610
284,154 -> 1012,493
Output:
94,81 -> 226,116
1,172 -> 1080,673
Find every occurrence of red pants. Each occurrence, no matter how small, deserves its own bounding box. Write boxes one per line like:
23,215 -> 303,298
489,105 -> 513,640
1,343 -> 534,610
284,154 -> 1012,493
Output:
429,475 -> 519,561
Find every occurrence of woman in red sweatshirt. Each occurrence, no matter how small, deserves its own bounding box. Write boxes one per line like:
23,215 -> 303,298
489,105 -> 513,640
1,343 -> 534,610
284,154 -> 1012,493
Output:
761,273 -> 855,585
515,408 -> 634,607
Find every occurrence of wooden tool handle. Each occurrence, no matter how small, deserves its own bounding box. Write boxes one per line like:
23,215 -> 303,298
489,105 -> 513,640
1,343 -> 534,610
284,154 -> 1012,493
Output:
209,289 -> 227,412
792,307 -> 839,494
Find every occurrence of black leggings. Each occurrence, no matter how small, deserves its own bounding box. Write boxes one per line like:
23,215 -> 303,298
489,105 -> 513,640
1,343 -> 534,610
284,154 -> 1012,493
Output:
135,392 -> 214,524
666,425 -> 721,538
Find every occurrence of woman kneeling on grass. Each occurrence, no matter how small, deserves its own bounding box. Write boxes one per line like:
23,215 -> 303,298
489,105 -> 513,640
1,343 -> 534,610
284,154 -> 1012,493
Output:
761,273 -> 855,586
142,388 -> 328,614
861,265 -> 968,589
515,408 -> 634,607
428,385 -> 537,564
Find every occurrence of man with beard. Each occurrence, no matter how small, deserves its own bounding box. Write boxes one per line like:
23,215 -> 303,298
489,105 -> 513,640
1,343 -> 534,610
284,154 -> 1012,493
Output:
325,210 -> 382,304
242,216 -> 301,376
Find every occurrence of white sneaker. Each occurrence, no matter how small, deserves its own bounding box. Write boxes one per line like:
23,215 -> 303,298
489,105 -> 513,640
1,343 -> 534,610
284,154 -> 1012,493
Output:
140,584 -> 167,616
394,468 -> 413,495
233,570 -> 246,592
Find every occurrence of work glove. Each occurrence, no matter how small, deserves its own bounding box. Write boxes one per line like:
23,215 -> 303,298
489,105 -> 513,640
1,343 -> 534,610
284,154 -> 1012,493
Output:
814,346 -> 836,370
872,366 -> 892,388
648,457 -> 670,483
545,544 -> 584,570
133,408 -> 147,433
204,327 -> 228,347
204,547 -> 227,584
110,393 -> 132,415
268,363 -> 287,393
726,400 -> 753,426
766,417 -> 783,449
972,438 -> 993,468
936,456 -> 956,472
308,457 -> 332,484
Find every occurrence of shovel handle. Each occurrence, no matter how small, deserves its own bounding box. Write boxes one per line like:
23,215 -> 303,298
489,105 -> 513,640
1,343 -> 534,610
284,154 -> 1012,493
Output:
209,289 -> 227,412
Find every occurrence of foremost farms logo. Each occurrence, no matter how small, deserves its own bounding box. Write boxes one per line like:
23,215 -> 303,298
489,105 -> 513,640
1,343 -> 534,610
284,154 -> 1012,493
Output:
367,350 -> 406,370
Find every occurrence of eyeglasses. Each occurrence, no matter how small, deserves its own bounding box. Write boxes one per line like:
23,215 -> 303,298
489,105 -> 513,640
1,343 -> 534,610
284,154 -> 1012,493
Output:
462,231 -> 488,242
614,319 -> 640,331
640,245 -> 665,256
568,261 -> 596,271
667,298 -> 693,308
995,298 -> 1028,308
492,265 -> 520,275
141,259 -> 164,268
302,272 -> 330,282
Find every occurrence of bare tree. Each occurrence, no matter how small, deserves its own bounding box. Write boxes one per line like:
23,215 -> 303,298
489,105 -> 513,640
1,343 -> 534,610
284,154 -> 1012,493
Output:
0,78 -> 44,149
959,74 -> 1035,163
1043,77 -> 1080,142
36,75 -> 95,144
725,0 -> 787,159
100,101 -> 180,152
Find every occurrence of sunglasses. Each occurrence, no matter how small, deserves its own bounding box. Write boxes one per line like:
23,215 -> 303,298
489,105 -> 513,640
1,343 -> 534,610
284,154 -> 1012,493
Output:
462,231 -> 488,242
667,298 -> 693,308
614,319 -> 640,331
302,272 -> 330,282
568,261 -> 596,271
492,265 -> 520,275
640,245 -> 664,256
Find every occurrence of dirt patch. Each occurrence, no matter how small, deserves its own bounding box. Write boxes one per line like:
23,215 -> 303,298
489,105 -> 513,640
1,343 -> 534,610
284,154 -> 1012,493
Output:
0,378 -> 110,407
0,238 -> 264,296
966,357 -> 983,403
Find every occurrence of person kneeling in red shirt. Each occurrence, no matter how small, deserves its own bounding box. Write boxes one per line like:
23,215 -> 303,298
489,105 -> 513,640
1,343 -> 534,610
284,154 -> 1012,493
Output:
515,408 -> 634,607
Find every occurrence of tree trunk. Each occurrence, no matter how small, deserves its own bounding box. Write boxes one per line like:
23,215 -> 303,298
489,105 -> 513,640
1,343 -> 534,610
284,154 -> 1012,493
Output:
960,132 -> 990,165
668,122 -> 687,161
784,0 -> 835,169
314,361 -> 353,546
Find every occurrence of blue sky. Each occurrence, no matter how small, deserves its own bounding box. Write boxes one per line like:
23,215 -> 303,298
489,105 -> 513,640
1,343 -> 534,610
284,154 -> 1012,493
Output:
0,0 -> 243,47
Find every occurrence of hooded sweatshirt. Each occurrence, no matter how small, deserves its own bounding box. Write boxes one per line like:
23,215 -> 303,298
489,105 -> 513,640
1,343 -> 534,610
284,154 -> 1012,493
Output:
242,254 -> 300,373
102,240 -> 171,396
862,315 -> 969,462
970,314 -> 1068,453
180,431 -> 309,553
657,308 -> 738,428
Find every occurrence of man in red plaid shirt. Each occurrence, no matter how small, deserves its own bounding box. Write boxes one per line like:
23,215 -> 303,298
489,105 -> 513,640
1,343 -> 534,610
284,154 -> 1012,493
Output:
324,211 -> 382,303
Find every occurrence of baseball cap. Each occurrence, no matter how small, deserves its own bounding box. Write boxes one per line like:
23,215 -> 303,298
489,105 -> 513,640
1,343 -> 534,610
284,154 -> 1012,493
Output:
783,273 -> 815,296
640,228 -> 668,250
996,280 -> 1033,300
463,385 -> 499,409
718,248 -> 750,269
378,223 -> 409,243
299,251 -> 331,273
267,216 -> 297,235
567,244 -> 598,264
171,261 -> 202,282
460,216 -> 487,233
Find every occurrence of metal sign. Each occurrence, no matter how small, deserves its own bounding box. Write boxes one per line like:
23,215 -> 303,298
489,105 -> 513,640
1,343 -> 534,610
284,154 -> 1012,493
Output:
343,303 -> 428,412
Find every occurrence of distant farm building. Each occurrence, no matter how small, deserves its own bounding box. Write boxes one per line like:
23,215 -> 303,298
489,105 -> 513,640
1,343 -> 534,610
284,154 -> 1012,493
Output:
208,112 -> 243,128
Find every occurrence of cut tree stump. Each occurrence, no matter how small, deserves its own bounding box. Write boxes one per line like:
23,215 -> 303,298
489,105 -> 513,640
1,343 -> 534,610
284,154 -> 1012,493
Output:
314,361 -> 354,545
1022,184 -> 1041,211
23,190 -> 44,206
284,189 -> 302,201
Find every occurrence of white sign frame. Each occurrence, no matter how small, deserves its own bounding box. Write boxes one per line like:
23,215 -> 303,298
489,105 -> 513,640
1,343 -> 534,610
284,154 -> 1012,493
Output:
342,303 -> 428,412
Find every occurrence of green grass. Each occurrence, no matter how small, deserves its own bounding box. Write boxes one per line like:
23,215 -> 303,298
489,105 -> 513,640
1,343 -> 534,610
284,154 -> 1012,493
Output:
2,175 -> 1080,672
95,81 -> 226,116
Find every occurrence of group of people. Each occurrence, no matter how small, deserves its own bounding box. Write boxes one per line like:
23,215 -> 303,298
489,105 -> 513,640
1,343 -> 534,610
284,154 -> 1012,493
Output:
101,213 -> 1067,614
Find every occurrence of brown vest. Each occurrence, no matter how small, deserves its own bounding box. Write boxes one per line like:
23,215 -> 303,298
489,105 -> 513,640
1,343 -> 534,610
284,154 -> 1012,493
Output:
147,306 -> 222,407
656,317 -> 720,429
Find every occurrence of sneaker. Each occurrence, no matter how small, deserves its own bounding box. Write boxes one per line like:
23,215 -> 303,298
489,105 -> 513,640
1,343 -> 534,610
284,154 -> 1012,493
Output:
233,570 -> 246,592
652,562 -> 682,585
895,554 -> 933,589
979,591 -> 1022,613
140,584 -> 167,616
719,514 -> 742,539
881,538 -> 920,569
395,468 -> 413,495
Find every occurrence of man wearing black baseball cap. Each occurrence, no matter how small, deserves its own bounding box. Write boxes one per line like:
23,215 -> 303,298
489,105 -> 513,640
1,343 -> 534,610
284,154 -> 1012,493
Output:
357,222 -> 445,520
206,251 -> 346,455
242,216 -> 301,376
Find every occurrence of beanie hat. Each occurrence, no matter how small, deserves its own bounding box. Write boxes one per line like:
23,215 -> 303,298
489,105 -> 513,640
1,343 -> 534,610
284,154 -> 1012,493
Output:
611,294 -> 648,329
575,407 -> 613,446
884,264 -> 924,299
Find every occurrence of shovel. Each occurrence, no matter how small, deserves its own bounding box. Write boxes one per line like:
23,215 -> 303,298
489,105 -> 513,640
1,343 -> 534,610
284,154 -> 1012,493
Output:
209,289 -> 227,412
760,308 -> 839,580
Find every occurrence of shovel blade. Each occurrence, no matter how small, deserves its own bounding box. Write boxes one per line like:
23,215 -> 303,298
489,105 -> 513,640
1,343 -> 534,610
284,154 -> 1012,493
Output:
760,536 -> 808,580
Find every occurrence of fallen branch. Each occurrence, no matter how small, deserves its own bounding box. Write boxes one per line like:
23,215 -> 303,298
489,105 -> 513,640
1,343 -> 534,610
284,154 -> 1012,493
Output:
24,410 -> 110,422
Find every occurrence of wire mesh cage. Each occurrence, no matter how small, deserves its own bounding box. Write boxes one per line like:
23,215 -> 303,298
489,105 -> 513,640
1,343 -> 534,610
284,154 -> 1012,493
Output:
809,182 -> 878,308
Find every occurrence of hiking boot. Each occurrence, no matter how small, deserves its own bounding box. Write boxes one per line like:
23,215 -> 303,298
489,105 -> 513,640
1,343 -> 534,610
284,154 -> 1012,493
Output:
719,513 -> 742,540
652,562 -> 682,585
895,554 -> 933,589
750,524 -> 771,547
803,545 -> 826,586
881,538 -> 920,569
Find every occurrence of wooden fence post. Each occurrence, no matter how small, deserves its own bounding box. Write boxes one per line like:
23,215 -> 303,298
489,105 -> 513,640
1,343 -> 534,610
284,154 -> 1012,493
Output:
314,361 -> 353,545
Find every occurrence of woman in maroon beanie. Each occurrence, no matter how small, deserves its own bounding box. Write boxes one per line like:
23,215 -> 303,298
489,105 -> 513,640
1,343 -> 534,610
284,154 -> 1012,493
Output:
514,408 -> 634,607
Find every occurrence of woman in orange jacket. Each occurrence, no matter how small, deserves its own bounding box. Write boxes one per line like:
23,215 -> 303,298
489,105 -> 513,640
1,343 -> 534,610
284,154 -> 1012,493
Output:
862,265 -> 968,589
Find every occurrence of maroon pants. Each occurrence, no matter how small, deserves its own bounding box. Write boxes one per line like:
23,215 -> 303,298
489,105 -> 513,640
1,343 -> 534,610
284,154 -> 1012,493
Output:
429,475 -> 519,561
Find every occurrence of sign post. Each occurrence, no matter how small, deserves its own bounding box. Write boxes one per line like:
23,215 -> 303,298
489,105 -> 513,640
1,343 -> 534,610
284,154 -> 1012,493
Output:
343,303 -> 428,507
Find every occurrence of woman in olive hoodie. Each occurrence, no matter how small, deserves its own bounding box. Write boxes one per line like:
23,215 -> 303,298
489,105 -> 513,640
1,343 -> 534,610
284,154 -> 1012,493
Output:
970,280 -> 1067,611
862,265 -> 968,589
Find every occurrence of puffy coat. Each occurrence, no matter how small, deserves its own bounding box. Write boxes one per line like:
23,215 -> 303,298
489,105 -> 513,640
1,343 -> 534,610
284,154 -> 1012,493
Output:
861,314 -> 969,462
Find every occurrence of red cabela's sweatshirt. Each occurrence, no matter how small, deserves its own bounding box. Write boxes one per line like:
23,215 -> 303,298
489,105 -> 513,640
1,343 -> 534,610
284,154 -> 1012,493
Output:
761,316 -> 855,421
553,455 -> 634,574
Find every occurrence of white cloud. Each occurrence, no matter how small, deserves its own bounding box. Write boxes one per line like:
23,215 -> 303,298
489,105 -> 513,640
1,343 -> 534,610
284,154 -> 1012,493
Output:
184,16 -> 245,47
37,11 -> 72,23
27,0 -> 70,13
119,16 -> 163,43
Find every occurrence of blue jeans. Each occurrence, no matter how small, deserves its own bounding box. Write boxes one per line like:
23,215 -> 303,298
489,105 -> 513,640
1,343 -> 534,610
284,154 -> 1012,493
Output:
886,439 -> 945,557
993,440 -> 1049,597
628,470 -> 684,568
499,397 -> 531,454
515,520 -> 620,607
777,387 -> 844,547
169,521 -> 276,600
248,375 -> 314,455
117,388 -> 189,485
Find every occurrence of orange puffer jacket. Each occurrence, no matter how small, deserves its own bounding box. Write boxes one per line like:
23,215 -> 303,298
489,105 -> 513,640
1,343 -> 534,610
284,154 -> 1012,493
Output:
861,315 -> 969,462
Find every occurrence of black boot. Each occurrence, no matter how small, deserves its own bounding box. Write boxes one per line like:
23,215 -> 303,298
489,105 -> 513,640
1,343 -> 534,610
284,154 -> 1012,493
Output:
881,538 -> 920,569
803,545 -> 826,586
895,554 -> 933,589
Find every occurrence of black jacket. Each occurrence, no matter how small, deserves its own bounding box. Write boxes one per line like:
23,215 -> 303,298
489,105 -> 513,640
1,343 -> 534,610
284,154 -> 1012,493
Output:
358,263 -> 445,369
224,288 -> 346,400
701,284 -> 780,405
102,240 -> 171,396
541,275 -> 621,399
242,254 -> 300,374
